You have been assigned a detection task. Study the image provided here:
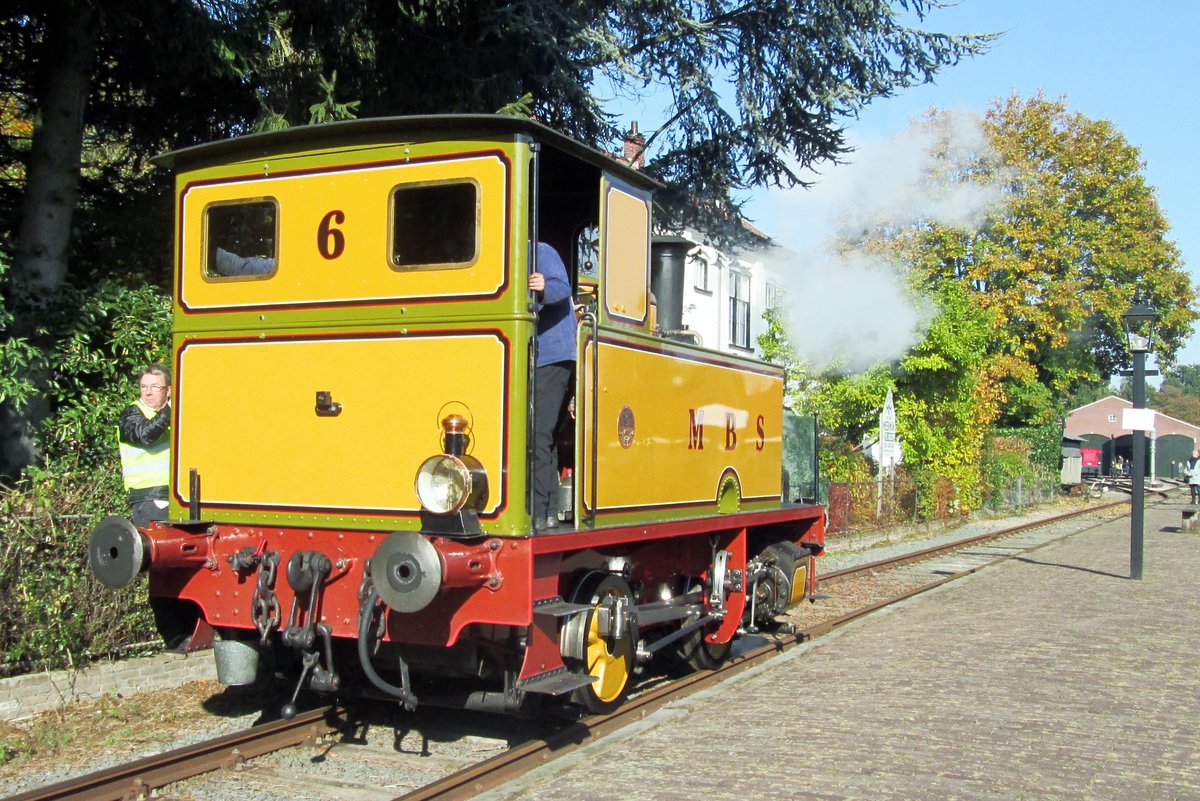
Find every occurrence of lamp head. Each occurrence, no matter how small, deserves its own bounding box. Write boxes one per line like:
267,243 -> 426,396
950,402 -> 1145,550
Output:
1122,300 -> 1158,353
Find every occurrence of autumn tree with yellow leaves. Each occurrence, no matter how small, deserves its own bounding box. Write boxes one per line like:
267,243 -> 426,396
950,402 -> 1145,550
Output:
916,94 -> 1195,397
774,93 -> 1196,515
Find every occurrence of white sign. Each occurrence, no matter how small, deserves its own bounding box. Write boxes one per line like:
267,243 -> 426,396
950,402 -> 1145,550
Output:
1121,408 -> 1157,432
879,389 -> 897,465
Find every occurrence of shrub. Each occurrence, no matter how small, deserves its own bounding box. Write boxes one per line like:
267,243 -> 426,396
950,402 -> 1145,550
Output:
981,433 -> 1055,510
0,259 -> 170,674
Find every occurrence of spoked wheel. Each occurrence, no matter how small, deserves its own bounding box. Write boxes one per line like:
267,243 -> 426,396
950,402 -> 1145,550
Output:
676,626 -> 732,671
674,577 -> 732,671
563,574 -> 637,714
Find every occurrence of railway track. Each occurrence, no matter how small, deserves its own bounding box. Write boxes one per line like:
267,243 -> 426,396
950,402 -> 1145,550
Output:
5,498 -> 1139,801
822,499 -> 1131,583
778,498 -> 1131,638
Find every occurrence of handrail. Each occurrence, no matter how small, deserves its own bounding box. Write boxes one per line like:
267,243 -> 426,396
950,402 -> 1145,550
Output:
577,310 -> 599,526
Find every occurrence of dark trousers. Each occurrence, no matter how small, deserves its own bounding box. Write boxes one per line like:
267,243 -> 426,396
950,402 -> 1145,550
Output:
1191,484 -> 1200,504
128,485 -> 169,528
533,362 -> 572,526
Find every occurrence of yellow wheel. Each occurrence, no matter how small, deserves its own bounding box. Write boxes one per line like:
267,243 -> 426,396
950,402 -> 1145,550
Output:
565,575 -> 636,714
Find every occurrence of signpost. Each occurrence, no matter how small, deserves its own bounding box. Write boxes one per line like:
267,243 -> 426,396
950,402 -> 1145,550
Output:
1121,300 -> 1158,581
880,389 -> 897,468
878,390 -> 897,518
1122,405 -> 1156,581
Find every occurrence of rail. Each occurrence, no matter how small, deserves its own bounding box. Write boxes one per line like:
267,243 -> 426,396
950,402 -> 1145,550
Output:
5,707 -> 342,801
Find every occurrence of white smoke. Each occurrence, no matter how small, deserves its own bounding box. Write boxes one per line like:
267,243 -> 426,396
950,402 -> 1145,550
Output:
760,108 -> 1005,374
761,248 -> 930,375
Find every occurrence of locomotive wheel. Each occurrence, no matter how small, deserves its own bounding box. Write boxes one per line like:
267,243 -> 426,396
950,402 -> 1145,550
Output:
677,629 -> 732,671
673,577 -> 732,671
567,575 -> 637,714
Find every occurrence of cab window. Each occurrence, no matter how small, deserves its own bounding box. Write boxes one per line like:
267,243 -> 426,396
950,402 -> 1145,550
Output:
390,181 -> 479,270
203,200 -> 278,279
574,223 -> 600,279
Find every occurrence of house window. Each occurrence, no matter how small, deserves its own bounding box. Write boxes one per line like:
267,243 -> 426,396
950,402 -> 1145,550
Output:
765,282 -> 784,310
693,253 -> 710,292
730,271 -> 750,349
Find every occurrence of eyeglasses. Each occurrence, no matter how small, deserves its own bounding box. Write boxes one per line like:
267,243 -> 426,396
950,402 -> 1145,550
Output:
140,384 -> 167,391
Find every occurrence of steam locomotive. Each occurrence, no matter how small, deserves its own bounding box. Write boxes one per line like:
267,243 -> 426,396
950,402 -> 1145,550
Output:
89,115 -> 826,717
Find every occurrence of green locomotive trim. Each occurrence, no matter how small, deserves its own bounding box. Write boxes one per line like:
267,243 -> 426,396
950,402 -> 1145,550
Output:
585,326 -> 787,378
169,323 -> 532,534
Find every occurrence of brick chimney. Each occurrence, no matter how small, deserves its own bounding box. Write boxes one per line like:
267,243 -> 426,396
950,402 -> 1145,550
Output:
622,121 -> 645,170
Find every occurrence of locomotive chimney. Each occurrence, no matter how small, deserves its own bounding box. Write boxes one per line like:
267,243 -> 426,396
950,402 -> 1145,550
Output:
650,236 -> 692,336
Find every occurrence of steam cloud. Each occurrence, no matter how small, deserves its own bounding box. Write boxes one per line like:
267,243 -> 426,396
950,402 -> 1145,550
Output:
759,108 -> 1005,374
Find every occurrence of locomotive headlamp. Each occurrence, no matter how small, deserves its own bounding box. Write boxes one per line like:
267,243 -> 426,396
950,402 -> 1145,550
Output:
416,454 -> 474,514
415,414 -> 488,515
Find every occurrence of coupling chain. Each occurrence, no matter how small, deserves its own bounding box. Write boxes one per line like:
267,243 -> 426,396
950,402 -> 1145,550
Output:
252,550 -> 281,645
357,564 -> 388,656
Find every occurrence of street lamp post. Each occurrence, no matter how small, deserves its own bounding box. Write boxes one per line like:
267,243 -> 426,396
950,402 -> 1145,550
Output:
1122,301 -> 1158,581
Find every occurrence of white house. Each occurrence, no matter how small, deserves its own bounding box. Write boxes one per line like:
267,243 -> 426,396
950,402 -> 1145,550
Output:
616,122 -> 786,360
669,224 -> 786,359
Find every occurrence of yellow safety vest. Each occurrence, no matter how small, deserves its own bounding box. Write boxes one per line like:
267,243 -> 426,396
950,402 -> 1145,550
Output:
118,399 -> 170,491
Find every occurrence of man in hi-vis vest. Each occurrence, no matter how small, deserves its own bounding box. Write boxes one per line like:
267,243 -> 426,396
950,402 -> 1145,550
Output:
118,364 -> 172,527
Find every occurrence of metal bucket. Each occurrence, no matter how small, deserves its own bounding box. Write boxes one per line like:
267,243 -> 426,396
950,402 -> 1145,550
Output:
213,637 -> 260,686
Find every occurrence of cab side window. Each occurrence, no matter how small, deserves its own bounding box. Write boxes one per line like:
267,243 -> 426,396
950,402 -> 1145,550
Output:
391,181 -> 479,269
204,200 -> 278,278
574,223 -> 600,279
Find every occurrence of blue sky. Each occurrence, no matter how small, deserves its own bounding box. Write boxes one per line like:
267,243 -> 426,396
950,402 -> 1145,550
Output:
742,0 -> 1200,366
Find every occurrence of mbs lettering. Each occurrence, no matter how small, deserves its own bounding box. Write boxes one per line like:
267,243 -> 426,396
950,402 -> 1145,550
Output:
688,409 -> 768,451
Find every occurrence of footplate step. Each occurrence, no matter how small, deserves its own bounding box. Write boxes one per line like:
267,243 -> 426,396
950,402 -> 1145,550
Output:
517,668 -> 596,695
